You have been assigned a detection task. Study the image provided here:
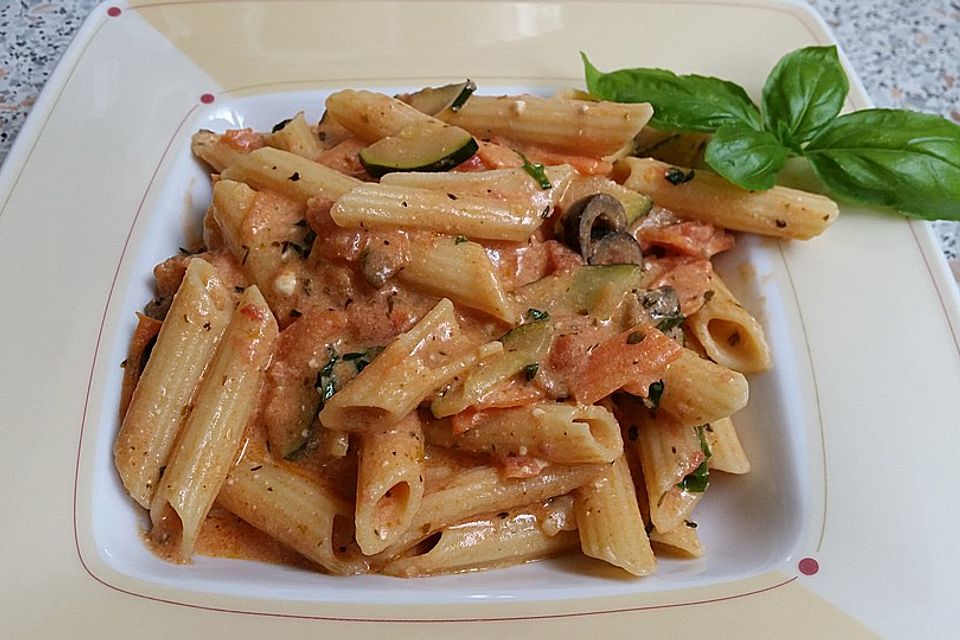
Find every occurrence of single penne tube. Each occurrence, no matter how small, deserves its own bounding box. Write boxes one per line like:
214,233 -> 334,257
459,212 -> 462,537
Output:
381,165 -> 575,214
114,259 -> 232,508
221,147 -> 360,206
424,403 -> 623,464
615,157 -> 838,239
217,453 -> 368,575
687,273 -> 772,373
625,405 -> 707,534
649,519 -> 704,558
210,179 -> 256,257
266,112 -> 323,161
355,412 -> 426,555
439,95 -> 653,159
658,349 -> 749,426
211,179 -> 311,311
648,482 -> 703,535
574,455 -> 656,576
375,462 -> 606,559
149,286 -> 278,560
320,299 -> 501,432
705,417 -> 751,474
397,236 -> 519,324
325,89 -> 434,142
381,497 -> 579,577
330,183 -> 546,241
191,129 -> 250,173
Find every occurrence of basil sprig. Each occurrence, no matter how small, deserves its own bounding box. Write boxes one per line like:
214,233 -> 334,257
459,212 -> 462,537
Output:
582,47 -> 960,220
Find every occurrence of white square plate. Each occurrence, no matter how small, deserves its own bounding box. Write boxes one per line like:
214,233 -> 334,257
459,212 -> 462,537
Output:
2,1 -> 959,637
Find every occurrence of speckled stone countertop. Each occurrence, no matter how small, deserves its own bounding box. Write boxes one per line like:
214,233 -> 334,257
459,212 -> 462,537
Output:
1,0 -> 959,276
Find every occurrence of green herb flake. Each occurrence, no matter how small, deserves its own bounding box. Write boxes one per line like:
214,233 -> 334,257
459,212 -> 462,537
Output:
523,362 -> 540,381
517,151 -> 552,189
655,315 -> 685,332
645,379 -> 665,410
342,346 -> 384,374
271,118 -> 292,133
315,347 -> 340,405
454,235 -> 468,244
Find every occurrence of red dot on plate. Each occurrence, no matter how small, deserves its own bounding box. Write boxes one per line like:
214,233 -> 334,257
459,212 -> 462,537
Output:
200,93 -> 215,104
798,557 -> 819,575
107,6 -> 122,17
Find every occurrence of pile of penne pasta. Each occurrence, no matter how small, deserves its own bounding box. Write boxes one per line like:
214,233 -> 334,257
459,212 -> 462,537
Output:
114,85 -> 838,577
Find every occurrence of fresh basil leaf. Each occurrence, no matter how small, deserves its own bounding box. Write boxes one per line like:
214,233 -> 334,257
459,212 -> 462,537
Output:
805,109 -> 960,219
581,53 -> 761,132
761,46 -> 848,149
704,124 -> 789,190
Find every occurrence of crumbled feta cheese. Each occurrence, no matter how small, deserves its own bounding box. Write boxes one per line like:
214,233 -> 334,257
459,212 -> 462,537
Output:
273,270 -> 297,296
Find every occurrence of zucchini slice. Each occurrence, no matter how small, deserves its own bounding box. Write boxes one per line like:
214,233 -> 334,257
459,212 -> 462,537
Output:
517,264 -> 644,322
359,120 -> 479,178
431,320 -> 553,418
403,80 -> 476,116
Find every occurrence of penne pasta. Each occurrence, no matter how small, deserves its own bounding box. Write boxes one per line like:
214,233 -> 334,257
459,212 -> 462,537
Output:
149,286 -> 278,560
439,95 -> 653,159
330,183 -> 548,241
325,89 -> 434,142
649,520 -> 704,558
424,403 -> 623,465
320,299 -> 501,432
381,497 -> 579,577
397,235 -> 519,324
355,412 -> 426,555
191,129 -> 252,173
220,147 -> 360,206
266,112 -> 323,161
574,455 -> 656,576
381,165 -> 575,213
116,80 -> 805,579
687,273 -> 772,373
114,259 -> 232,508
658,349 -> 749,427
211,179 -> 306,296
705,417 -> 751,474
375,462 -> 605,560
621,401 -> 708,534
615,157 -> 838,239
217,453 -> 368,575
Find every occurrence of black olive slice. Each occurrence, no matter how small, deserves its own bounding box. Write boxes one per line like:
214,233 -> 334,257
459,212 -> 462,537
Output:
587,231 -> 644,266
559,193 -> 628,255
